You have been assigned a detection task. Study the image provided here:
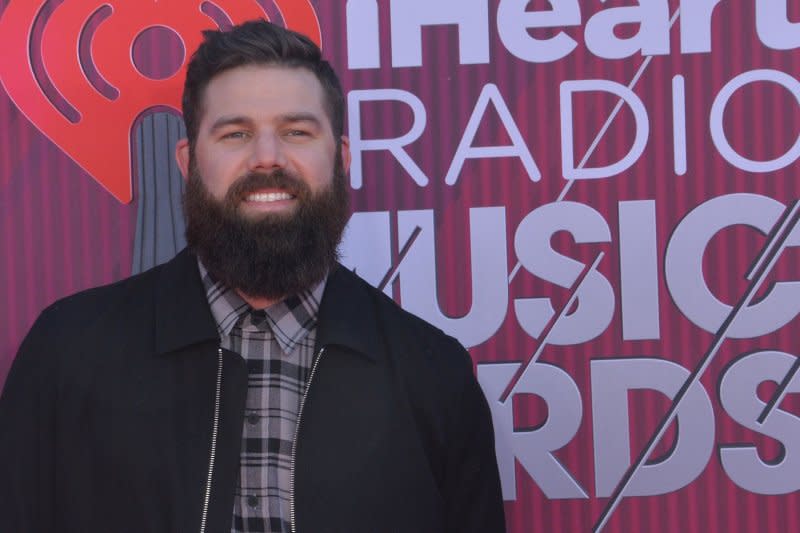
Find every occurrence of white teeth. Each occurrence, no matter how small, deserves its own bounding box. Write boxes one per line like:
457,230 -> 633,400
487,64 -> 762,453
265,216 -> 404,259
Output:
246,192 -> 293,202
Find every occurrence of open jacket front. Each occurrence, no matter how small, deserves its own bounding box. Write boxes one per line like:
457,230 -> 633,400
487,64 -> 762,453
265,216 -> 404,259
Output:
0,249 -> 505,533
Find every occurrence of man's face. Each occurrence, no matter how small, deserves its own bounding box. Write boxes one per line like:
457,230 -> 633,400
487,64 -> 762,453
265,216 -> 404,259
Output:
175,64 -> 352,300
177,64 -> 350,219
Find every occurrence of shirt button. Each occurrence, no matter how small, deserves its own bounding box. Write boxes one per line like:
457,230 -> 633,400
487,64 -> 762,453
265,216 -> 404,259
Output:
247,495 -> 259,509
246,411 -> 260,425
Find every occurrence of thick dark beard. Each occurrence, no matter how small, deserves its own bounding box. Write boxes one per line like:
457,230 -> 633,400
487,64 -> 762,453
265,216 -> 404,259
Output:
183,155 -> 349,300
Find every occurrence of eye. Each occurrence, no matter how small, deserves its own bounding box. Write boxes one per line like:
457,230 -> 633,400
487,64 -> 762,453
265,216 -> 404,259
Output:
286,129 -> 311,137
221,130 -> 249,140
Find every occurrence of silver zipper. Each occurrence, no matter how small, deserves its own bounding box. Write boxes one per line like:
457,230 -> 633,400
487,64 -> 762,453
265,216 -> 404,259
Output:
289,346 -> 326,533
199,347 -> 224,533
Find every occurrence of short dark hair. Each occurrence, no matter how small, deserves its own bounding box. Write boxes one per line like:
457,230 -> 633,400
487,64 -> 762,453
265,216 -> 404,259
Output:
181,19 -> 344,148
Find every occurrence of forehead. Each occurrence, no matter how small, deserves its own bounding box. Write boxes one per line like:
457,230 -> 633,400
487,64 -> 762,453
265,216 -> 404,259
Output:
199,64 -> 329,128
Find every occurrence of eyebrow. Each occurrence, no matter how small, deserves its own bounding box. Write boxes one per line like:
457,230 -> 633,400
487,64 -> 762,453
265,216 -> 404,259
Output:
208,115 -> 253,134
207,112 -> 324,134
280,112 -> 323,128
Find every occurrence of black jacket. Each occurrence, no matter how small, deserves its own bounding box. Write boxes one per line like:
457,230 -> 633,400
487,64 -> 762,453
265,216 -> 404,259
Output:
0,249 -> 505,532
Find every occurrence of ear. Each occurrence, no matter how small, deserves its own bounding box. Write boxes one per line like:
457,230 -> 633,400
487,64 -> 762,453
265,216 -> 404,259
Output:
339,135 -> 351,174
175,138 -> 190,181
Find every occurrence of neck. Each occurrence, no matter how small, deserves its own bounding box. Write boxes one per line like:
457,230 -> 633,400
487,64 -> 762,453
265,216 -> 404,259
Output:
235,289 -> 282,310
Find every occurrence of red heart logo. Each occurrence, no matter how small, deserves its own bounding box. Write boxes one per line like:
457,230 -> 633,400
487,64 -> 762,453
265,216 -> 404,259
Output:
0,0 -> 321,203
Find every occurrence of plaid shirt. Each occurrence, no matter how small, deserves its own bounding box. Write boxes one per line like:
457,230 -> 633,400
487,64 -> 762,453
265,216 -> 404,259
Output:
199,262 -> 325,533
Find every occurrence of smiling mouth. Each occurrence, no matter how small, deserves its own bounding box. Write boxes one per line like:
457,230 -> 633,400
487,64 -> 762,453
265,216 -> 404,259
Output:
245,191 -> 296,202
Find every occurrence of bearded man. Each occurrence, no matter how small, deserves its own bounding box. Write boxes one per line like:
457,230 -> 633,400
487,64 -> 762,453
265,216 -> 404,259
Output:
0,20 -> 505,533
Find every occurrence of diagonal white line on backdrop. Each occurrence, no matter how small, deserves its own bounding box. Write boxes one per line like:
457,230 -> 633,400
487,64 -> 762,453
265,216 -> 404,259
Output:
509,10 -> 682,282
500,252 -> 605,402
378,225 -> 422,292
746,203 -> 798,281
758,355 -> 800,424
592,199 -> 800,533
557,8 -> 681,202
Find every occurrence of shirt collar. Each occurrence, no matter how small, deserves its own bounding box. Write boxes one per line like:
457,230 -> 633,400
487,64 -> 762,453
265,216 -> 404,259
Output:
198,260 -> 326,355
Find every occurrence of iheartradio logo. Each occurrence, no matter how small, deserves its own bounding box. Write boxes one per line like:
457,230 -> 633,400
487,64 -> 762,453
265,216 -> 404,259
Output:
0,1 -> 321,203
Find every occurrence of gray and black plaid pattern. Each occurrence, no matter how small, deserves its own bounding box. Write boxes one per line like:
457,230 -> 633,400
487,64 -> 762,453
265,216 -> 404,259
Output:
199,262 -> 324,533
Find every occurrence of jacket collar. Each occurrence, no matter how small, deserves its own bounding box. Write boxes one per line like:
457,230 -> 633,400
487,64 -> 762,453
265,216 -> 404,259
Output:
314,263 -> 382,362
154,248 -> 220,355
153,249 -> 382,361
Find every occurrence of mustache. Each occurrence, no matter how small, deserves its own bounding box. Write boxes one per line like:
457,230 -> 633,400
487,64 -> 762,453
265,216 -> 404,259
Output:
225,169 -> 310,203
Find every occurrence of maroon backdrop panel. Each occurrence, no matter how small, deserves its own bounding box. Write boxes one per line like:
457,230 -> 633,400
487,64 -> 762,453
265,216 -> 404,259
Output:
2,1 -> 800,531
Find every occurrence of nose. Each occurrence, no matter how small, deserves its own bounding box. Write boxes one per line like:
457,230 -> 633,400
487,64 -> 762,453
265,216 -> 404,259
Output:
248,132 -> 287,171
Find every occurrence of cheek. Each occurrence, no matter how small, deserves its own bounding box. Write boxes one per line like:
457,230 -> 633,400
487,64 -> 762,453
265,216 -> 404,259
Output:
195,155 -> 240,199
298,150 -> 337,192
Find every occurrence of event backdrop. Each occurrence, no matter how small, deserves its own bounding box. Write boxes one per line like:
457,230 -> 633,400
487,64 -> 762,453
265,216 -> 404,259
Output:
2,1 -> 800,531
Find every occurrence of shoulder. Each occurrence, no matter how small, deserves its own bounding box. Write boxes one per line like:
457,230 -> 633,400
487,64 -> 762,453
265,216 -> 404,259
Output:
3,261 -> 167,400
34,263 -> 163,339
347,264 -> 471,367
337,266 -> 475,384
337,269 -> 499,489
26,247 -> 207,355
